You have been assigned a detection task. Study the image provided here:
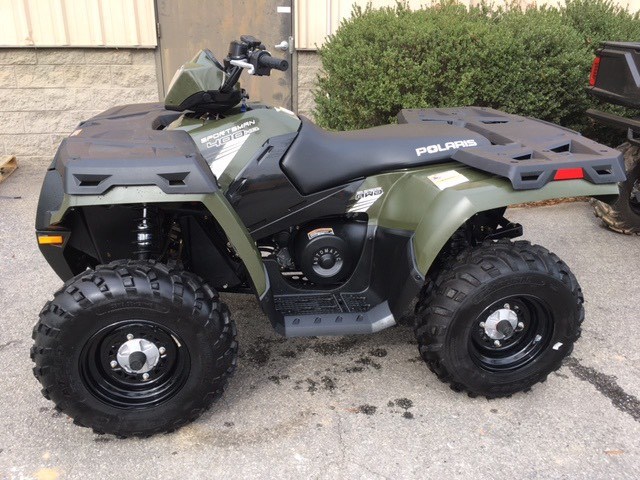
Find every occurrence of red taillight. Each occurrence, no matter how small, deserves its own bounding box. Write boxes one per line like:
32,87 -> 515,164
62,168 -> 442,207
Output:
589,57 -> 601,86
554,168 -> 584,181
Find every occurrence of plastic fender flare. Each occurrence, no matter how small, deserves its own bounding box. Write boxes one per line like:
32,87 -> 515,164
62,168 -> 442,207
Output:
374,170 -> 620,276
49,186 -> 268,298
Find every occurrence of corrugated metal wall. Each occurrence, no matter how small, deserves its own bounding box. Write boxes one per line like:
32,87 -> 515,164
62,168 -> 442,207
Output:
0,0 -> 157,48
294,0 -> 640,50
2,0 -> 637,50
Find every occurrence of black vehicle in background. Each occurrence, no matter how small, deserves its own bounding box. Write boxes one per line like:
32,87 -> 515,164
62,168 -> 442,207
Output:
588,42 -> 640,234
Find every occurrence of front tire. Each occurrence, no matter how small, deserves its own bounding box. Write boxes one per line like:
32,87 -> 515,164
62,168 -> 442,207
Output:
31,260 -> 237,437
592,142 -> 640,235
414,240 -> 583,398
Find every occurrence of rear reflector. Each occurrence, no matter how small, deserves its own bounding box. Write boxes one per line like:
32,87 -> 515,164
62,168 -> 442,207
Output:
38,235 -> 64,245
589,57 -> 601,86
554,168 -> 584,181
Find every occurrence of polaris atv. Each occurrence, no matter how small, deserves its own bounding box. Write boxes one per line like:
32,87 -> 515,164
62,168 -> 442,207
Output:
32,35 -> 625,437
587,41 -> 640,234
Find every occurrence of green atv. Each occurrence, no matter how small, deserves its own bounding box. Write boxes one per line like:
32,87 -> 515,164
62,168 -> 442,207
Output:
587,41 -> 640,234
32,35 -> 625,437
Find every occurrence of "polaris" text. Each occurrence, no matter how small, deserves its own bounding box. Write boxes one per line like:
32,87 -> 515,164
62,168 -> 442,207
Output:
415,139 -> 478,157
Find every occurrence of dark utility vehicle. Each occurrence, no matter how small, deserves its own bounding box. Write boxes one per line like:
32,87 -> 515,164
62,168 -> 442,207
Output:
588,41 -> 640,234
32,36 -> 625,437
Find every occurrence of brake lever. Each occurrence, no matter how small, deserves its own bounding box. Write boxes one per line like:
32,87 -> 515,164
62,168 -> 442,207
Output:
229,59 -> 255,75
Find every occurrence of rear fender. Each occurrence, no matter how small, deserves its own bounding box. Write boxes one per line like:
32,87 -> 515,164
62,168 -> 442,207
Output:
47,186 -> 268,298
361,163 -> 620,275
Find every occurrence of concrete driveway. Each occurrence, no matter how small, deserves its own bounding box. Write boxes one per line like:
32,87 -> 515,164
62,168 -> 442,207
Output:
1,163 -> 639,480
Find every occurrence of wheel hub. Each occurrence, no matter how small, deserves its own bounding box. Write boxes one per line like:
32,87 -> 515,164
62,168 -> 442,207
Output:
116,337 -> 161,374
482,307 -> 519,341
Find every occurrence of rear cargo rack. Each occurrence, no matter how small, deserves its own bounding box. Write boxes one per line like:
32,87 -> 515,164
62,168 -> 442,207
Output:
398,107 -> 625,190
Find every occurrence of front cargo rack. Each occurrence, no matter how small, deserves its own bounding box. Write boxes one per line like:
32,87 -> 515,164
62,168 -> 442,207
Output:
398,107 -> 625,190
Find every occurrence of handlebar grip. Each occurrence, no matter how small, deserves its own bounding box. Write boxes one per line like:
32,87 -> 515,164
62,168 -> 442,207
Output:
258,54 -> 289,71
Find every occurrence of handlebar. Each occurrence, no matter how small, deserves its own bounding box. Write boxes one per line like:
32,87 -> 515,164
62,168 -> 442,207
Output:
225,36 -> 289,78
257,53 -> 289,72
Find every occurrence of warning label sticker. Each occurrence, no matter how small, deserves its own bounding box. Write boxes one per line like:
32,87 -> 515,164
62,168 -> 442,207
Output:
427,170 -> 469,191
307,227 -> 334,239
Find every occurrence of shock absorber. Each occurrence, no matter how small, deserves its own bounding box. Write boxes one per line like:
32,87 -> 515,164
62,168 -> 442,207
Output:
133,205 -> 157,260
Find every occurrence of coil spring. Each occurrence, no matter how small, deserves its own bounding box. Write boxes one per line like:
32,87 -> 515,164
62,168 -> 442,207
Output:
133,205 -> 157,260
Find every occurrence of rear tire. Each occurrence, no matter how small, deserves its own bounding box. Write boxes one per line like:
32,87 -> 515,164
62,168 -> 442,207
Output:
414,240 -> 583,398
31,260 -> 237,437
592,142 -> 640,235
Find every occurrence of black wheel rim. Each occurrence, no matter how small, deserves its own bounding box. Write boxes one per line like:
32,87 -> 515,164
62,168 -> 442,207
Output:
79,321 -> 190,409
468,295 -> 553,372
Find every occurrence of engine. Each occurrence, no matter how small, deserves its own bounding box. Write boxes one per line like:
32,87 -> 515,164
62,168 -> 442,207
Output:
292,219 -> 367,285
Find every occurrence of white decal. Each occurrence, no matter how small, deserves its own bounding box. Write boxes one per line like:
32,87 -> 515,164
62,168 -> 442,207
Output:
202,120 -> 261,177
277,6 -> 291,13
552,342 -> 563,351
427,170 -> 469,191
348,187 -> 384,213
416,139 -> 478,157
209,134 -> 250,178
201,120 -> 259,149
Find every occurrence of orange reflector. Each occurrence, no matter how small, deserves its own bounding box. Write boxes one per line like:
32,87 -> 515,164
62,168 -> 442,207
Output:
589,57 -> 600,86
554,168 -> 584,181
38,235 -> 64,245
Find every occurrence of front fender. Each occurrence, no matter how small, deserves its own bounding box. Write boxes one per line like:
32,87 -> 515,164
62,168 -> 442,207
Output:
46,186 -> 268,298
363,163 -> 619,275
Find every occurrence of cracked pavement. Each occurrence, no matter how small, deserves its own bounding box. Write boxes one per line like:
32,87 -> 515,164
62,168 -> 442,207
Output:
1,163 -> 639,479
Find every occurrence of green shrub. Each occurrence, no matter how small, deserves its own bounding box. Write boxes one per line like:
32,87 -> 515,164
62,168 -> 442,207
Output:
313,1 -> 640,145
563,0 -> 640,49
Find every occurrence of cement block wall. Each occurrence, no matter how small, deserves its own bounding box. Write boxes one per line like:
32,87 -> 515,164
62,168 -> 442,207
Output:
0,48 -> 159,167
296,51 -> 321,120
0,48 -> 322,168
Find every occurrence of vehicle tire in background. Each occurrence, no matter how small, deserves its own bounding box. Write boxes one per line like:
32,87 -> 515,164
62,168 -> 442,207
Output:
592,142 -> 640,235
31,260 -> 237,437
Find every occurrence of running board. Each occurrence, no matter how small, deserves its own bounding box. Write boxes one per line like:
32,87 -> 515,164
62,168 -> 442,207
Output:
282,302 -> 396,337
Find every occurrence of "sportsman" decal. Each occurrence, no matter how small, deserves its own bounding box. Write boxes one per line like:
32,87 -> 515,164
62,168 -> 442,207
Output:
202,119 -> 261,177
201,120 -> 259,149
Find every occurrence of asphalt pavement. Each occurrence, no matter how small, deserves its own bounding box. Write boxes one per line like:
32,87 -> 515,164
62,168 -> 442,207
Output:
0,162 -> 639,480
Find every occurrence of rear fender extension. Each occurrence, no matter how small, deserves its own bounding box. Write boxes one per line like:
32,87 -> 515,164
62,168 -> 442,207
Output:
366,165 -> 620,277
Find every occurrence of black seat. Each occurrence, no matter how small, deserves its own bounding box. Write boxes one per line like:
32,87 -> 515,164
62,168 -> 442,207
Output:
281,117 -> 489,195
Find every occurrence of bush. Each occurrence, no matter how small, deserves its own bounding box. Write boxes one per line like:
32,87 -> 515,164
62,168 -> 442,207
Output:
563,0 -> 640,48
313,1 -> 640,145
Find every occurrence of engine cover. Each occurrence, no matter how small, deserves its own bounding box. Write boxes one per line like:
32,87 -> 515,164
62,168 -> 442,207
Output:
294,220 -> 367,285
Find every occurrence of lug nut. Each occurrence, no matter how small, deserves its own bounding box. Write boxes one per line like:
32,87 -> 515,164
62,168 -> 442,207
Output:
159,347 -> 166,355
142,373 -> 150,380
126,333 -> 134,340
517,322 -> 524,330
503,303 -> 510,309
110,360 -> 118,369
494,340 -> 502,347
479,322 -> 486,328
